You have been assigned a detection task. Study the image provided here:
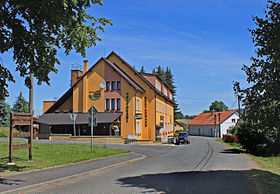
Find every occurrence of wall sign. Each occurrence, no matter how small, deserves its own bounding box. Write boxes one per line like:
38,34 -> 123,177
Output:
89,90 -> 101,100
135,113 -> 142,119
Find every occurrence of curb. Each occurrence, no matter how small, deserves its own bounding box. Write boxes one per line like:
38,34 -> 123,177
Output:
2,153 -> 146,194
1,152 -> 132,177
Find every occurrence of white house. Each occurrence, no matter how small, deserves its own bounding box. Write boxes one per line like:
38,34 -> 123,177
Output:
187,110 -> 239,137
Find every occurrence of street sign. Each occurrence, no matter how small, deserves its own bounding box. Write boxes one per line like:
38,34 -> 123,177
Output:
69,113 -> 77,121
88,106 -> 98,153
135,113 -> 142,119
89,117 -> 97,127
69,113 -> 78,144
88,106 -> 98,114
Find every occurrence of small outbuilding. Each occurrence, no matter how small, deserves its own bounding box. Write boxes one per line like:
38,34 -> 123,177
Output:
187,110 -> 239,138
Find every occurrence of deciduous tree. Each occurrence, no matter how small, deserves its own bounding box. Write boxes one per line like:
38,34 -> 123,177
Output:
0,0 -> 112,100
234,0 -> 280,156
203,100 -> 229,113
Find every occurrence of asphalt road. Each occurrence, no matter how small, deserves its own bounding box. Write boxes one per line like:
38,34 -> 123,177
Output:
1,136 -> 256,194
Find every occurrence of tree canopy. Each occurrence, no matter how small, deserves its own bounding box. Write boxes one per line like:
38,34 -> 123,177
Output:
140,66 -> 145,73
152,65 -> 182,119
12,92 -> 29,113
0,0 -> 112,100
203,100 -> 229,113
234,0 -> 280,156
0,100 -> 10,127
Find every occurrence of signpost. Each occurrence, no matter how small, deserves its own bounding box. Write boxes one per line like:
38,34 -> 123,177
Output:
88,106 -> 98,152
9,112 -> 33,164
69,113 -> 78,144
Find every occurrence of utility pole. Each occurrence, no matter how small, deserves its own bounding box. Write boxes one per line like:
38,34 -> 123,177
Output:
29,73 -> 34,115
218,113 -> 221,138
214,114 -> 217,138
29,72 -> 34,161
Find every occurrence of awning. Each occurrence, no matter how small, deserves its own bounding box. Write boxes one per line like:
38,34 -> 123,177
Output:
37,112 -> 122,125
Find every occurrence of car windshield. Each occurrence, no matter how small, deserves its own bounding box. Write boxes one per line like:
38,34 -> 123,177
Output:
178,132 -> 188,136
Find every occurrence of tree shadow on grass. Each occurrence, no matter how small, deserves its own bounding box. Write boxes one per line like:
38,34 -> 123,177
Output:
0,157 -> 28,173
249,169 -> 280,194
117,170 -> 259,194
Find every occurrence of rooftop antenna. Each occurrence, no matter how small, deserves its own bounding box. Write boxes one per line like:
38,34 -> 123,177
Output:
71,63 -> 82,71
103,48 -> 106,57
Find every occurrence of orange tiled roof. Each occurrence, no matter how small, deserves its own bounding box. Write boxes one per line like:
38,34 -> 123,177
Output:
187,110 -> 238,125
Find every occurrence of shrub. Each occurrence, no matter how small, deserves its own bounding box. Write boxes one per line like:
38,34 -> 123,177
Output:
0,132 -> 7,137
222,134 -> 238,143
155,137 -> 161,141
237,109 -> 280,156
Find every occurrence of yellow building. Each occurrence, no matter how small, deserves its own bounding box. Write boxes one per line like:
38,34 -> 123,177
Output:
38,52 -> 175,141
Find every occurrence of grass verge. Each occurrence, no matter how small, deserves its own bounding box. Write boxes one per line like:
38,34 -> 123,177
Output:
216,139 -> 280,194
0,127 -> 20,137
0,141 -> 129,175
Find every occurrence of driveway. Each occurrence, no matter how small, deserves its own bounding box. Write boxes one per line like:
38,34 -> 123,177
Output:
1,136 -> 256,194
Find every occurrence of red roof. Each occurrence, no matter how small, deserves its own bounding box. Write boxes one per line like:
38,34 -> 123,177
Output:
187,110 -> 238,125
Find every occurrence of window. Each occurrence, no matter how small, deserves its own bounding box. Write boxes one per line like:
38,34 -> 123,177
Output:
111,81 -> 115,90
136,99 -> 141,111
232,119 -> 236,123
156,80 -> 161,91
117,98 -> 121,110
137,122 -> 142,136
117,81 -> 121,90
106,81 -> 110,91
106,99 -> 110,110
163,88 -> 167,96
111,99 -> 115,110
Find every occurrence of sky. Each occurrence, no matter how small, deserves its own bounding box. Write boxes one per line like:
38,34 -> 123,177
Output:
2,0 -> 268,116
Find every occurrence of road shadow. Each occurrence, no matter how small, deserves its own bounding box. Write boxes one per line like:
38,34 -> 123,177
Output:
117,170 -> 253,194
0,177 -> 25,186
220,149 -> 245,154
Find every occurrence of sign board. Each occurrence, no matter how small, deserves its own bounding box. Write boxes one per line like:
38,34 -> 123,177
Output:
88,106 -> 98,115
128,135 -> 138,140
69,113 -> 78,121
214,129 -> 217,132
135,113 -> 142,119
9,112 -> 33,163
89,90 -> 101,100
89,117 -> 97,127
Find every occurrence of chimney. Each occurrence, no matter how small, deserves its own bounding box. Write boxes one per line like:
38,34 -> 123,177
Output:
84,60 -> 88,74
71,70 -> 83,86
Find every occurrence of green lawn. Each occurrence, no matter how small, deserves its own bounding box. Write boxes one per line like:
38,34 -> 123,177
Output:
0,141 -> 129,175
0,126 -> 20,137
216,139 -> 280,194
176,119 -> 191,130
176,119 -> 191,125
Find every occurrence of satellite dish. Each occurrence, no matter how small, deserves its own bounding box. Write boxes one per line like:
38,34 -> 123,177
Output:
100,81 -> 106,89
